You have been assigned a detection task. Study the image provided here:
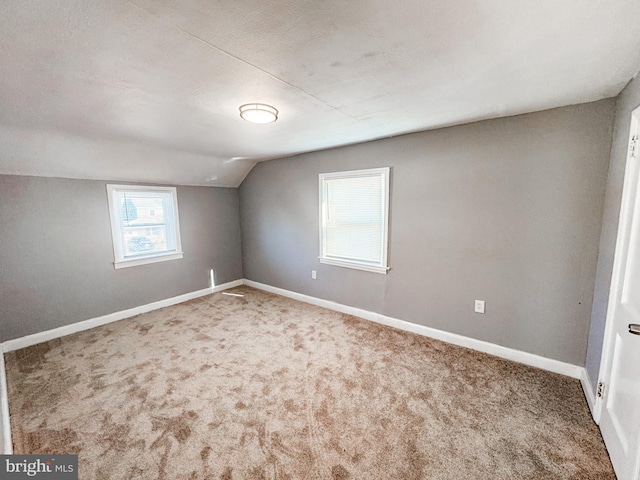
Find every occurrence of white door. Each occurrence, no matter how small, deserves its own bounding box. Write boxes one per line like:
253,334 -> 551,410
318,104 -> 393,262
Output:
598,106 -> 640,480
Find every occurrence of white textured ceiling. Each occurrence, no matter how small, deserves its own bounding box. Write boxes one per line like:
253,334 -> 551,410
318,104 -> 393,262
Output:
1,1 -> 639,187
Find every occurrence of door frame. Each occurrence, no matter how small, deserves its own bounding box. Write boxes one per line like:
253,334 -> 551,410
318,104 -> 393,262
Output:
595,104 -> 640,478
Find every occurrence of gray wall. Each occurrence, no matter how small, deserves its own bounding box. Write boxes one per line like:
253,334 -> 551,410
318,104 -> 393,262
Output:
240,100 -> 615,365
0,175 -> 243,341
586,75 -> 640,390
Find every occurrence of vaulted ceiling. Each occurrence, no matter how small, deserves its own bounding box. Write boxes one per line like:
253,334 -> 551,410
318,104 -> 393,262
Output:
1,1 -> 640,187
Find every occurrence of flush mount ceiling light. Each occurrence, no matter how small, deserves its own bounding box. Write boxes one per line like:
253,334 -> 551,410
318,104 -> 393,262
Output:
239,103 -> 278,124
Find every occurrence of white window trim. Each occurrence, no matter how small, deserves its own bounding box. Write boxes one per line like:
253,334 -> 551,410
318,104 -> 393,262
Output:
106,184 -> 184,269
318,167 -> 390,274
319,256 -> 389,274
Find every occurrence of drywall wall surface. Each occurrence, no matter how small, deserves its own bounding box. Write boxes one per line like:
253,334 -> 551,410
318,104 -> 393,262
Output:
586,74 -> 640,390
0,176 -> 243,341
240,100 -> 615,365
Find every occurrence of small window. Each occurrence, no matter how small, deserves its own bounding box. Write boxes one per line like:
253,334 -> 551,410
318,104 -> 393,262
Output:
107,185 -> 183,269
319,167 -> 390,274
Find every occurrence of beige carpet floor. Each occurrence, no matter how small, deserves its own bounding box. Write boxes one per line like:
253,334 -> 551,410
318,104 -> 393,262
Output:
5,286 -> 614,479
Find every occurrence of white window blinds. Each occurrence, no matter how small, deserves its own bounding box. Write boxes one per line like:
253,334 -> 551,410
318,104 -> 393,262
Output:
319,168 -> 390,273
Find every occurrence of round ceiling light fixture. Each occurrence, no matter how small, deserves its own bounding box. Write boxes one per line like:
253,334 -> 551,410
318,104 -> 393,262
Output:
239,103 -> 278,124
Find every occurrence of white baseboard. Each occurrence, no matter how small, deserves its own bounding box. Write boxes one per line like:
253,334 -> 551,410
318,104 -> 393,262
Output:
580,368 -> 600,423
1,280 -> 243,354
243,279 -> 583,379
0,350 -> 11,454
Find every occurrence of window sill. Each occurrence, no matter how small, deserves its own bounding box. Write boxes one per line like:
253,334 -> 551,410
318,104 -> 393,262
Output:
319,257 -> 389,274
114,252 -> 184,269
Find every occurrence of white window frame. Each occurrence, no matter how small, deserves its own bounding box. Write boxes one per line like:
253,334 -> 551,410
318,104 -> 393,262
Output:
107,184 -> 184,269
319,167 -> 390,274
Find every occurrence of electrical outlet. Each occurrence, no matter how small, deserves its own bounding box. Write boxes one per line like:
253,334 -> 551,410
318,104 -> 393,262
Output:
474,300 -> 485,314
311,270 -> 317,280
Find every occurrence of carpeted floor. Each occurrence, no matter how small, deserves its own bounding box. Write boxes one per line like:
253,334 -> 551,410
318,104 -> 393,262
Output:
5,286 -> 614,479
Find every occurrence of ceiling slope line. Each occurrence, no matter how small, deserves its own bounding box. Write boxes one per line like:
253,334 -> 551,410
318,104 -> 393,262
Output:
613,36 -> 640,86
126,0 -> 359,121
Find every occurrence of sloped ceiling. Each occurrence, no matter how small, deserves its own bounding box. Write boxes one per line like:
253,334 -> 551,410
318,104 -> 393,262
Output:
1,0 -> 639,187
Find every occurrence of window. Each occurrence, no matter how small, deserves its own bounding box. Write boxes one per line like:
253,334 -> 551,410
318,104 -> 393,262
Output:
107,185 -> 183,269
319,167 -> 390,274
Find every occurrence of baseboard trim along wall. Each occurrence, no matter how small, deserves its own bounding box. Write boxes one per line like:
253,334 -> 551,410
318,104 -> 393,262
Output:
243,279 -> 585,380
580,368 -> 599,423
1,280 -> 243,354
0,351 -> 11,454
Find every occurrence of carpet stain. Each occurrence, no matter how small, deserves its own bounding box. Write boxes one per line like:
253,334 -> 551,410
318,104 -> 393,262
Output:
283,399 -> 297,412
220,466 -> 233,480
5,286 -> 616,479
200,446 -> 212,461
331,464 -> 351,479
